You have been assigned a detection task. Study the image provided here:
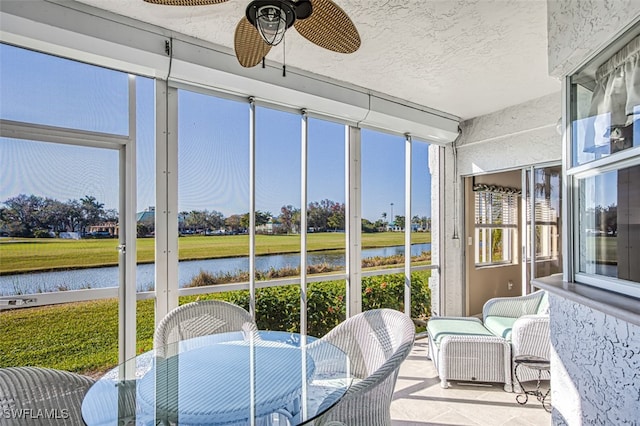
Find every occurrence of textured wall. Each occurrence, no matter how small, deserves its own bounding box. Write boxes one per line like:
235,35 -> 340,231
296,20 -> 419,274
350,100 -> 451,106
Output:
438,92 -> 561,316
547,0 -> 640,77
439,142 -> 464,316
550,294 -> 640,424
456,92 -> 561,176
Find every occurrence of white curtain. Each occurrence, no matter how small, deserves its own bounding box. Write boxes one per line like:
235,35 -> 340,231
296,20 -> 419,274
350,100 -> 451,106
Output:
589,35 -> 639,148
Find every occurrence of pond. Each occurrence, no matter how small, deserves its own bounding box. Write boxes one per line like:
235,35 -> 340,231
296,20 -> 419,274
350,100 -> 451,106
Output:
0,243 -> 431,296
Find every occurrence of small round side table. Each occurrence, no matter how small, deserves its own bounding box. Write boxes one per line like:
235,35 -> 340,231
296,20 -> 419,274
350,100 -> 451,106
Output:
513,355 -> 551,412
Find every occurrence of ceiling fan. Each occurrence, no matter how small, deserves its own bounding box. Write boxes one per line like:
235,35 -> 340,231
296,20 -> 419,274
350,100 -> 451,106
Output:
142,0 -> 361,68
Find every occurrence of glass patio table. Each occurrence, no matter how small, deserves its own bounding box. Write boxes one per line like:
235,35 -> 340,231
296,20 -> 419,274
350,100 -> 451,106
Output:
81,331 -> 352,425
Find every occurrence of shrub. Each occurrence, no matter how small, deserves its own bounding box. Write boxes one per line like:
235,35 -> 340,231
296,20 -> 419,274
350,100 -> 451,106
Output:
183,271 -> 430,337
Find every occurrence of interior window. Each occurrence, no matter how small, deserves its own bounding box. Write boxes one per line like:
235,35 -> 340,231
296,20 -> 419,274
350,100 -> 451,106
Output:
474,189 -> 518,266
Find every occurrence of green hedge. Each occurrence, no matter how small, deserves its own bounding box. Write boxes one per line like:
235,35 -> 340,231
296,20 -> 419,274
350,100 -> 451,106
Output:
182,271 -> 431,338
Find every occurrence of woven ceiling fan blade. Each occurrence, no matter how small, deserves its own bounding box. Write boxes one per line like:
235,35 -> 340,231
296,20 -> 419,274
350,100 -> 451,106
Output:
143,0 -> 228,5
234,17 -> 272,68
294,0 -> 361,54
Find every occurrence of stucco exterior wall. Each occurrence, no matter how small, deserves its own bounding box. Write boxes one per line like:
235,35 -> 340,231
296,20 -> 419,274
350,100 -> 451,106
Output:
437,92 -> 561,315
549,294 -> 640,424
547,0 -> 640,77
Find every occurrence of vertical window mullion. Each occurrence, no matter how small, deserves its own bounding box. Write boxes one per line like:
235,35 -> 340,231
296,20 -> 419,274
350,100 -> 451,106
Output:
346,126 -> 362,317
404,134 -> 412,316
300,111 -> 308,334
120,74 -> 137,373
249,98 -> 256,319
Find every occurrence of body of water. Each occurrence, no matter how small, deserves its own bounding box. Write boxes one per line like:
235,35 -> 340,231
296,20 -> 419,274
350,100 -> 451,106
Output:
1,243 -> 430,296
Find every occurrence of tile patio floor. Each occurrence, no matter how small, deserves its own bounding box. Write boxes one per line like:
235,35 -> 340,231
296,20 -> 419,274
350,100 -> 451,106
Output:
390,339 -> 551,426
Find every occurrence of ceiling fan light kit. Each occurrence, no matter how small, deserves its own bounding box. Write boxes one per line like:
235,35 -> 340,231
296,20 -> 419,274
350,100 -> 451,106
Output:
246,1 -> 299,47
143,0 -> 360,68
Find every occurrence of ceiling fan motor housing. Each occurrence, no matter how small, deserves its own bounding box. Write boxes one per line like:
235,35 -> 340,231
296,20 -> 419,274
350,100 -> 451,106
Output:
246,0 -> 313,31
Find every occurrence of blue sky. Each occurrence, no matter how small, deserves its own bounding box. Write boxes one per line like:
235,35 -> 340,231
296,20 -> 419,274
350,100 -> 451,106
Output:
0,43 -> 432,222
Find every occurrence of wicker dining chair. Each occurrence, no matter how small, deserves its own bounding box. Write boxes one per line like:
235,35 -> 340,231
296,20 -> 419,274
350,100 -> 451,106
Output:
308,308 -> 416,426
0,366 -> 95,426
154,299 -> 258,357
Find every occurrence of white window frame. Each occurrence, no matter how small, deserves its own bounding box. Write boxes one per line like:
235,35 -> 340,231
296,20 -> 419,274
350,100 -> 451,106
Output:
566,27 -> 640,299
474,191 -> 518,267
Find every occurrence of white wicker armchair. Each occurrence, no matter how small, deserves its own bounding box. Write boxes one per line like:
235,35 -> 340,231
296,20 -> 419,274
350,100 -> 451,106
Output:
0,366 -> 95,426
482,290 -> 550,390
154,300 -> 258,357
308,308 -> 415,426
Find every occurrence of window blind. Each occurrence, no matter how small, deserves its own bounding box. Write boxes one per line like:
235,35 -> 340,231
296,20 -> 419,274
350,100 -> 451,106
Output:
475,192 -> 518,226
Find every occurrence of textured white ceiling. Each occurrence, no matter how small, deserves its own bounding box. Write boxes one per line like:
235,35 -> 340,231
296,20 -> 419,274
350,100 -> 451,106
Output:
73,0 -> 561,120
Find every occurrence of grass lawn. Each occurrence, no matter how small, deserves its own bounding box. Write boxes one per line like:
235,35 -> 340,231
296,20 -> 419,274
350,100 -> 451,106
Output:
0,232 -> 430,274
0,298 -> 155,377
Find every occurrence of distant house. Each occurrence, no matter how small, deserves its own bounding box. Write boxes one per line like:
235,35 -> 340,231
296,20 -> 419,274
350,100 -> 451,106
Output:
87,222 -> 118,237
386,222 -> 403,232
86,207 -> 156,238
256,218 -> 274,234
136,206 -> 155,227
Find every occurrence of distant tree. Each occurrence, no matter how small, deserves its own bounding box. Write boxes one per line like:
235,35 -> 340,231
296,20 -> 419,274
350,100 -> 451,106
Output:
308,199 -> 344,231
307,201 -> 328,231
395,215 -> 405,229
40,198 -> 71,234
327,210 -> 344,231
104,208 -> 118,223
361,218 -> 377,233
604,204 -> 617,235
0,194 -> 46,237
1,193 -> 116,237
240,211 -> 271,229
240,213 -> 249,230
422,216 -> 431,232
184,210 -> 206,232
256,211 -> 271,227
374,219 -> 386,231
182,210 -> 224,233
328,202 -> 345,230
279,205 -> 300,234
60,199 -> 83,232
225,214 -> 243,233
80,195 -> 106,230
204,210 -> 225,230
